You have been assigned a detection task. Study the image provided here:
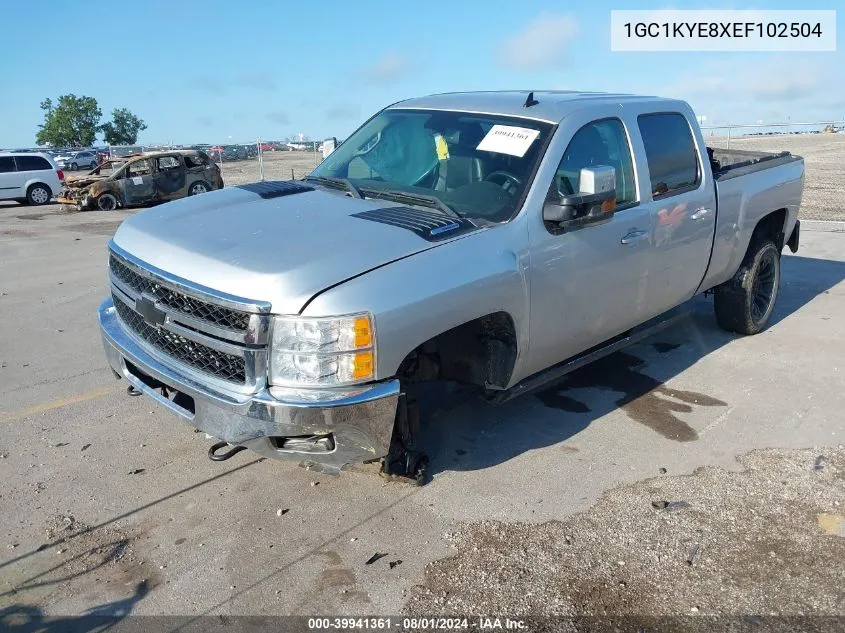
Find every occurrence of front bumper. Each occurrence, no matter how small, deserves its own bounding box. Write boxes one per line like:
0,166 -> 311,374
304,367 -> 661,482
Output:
98,298 -> 398,472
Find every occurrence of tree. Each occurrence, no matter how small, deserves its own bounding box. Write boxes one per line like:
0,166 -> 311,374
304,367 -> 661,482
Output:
36,94 -> 101,147
100,108 -> 147,145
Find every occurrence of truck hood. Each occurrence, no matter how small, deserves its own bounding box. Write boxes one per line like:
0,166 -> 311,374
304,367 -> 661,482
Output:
112,184 -> 477,314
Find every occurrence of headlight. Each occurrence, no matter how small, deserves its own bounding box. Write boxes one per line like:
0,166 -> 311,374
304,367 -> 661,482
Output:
268,313 -> 375,387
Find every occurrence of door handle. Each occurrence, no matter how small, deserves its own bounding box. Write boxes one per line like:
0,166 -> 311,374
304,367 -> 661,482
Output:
691,207 -> 712,221
621,229 -> 648,246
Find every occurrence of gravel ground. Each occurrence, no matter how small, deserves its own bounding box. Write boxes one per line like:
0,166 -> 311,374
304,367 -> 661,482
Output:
216,151 -> 321,186
406,447 -> 845,624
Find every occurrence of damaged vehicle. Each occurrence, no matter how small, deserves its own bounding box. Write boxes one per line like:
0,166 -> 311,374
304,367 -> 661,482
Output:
97,91 -> 803,482
59,150 -> 223,211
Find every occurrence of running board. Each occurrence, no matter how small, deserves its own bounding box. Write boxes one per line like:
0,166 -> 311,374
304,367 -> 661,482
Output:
489,308 -> 692,405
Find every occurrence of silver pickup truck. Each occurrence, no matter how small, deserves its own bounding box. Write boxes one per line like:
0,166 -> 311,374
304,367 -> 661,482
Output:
98,91 -> 803,482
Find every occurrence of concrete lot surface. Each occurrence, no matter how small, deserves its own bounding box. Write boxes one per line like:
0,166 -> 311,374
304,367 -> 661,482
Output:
0,162 -> 843,623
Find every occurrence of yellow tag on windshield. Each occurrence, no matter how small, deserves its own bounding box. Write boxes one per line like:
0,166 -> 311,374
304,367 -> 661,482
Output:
434,134 -> 450,161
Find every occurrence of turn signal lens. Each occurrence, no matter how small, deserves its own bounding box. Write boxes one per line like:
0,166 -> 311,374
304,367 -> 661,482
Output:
352,351 -> 374,381
353,316 -> 372,349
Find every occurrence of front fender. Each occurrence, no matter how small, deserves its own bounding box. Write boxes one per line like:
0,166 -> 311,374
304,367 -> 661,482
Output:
301,223 -> 530,387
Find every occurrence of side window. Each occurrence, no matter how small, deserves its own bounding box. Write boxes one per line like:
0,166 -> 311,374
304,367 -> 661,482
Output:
551,118 -> 636,206
126,159 -> 152,177
15,155 -> 52,171
183,155 -> 206,168
156,156 -> 181,170
637,113 -> 700,198
0,157 -> 18,172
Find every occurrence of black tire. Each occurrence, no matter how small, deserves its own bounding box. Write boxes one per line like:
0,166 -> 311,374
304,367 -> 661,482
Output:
89,161 -> 97,170
188,181 -> 209,196
714,239 -> 781,335
95,193 -> 118,211
70,162 -> 78,171
26,183 -> 52,206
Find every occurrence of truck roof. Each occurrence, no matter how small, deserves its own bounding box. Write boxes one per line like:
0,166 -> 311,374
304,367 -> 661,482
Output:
390,91 -> 682,124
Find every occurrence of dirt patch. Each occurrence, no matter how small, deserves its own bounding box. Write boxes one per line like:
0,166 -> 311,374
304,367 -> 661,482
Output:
61,221 -> 123,236
14,214 -> 51,221
405,447 -> 845,623
1,513 -> 159,609
0,230 -> 35,238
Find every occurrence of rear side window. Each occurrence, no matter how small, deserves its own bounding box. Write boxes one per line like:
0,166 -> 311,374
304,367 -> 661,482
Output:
157,156 -> 181,170
15,155 -> 53,171
637,113 -> 700,198
0,157 -> 15,173
184,155 -> 208,168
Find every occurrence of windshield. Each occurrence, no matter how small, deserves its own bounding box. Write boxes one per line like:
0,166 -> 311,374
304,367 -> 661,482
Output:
310,109 -> 553,222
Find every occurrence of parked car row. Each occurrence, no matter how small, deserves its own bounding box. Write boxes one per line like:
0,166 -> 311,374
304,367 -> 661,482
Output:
197,144 -> 260,162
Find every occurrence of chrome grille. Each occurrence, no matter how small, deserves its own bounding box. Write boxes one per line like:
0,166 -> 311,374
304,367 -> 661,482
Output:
109,254 -> 250,332
113,295 -> 246,383
106,245 -> 270,391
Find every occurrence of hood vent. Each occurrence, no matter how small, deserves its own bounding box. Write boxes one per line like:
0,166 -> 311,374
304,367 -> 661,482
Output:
351,206 -> 476,242
236,180 -> 313,199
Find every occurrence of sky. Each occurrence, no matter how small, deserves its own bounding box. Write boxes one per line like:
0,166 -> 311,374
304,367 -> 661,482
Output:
1,0 -> 841,147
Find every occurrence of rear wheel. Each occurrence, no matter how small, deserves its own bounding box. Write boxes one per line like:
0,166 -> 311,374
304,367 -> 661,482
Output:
714,239 -> 781,335
95,192 -> 118,211
189,182 -> 209,195
26,184 -> 51,206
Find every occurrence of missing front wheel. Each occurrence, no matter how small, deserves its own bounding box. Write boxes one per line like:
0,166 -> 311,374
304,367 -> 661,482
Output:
381,391 -> 430,485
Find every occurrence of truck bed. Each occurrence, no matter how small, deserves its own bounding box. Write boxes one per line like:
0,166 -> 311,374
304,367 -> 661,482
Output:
709,147 -> 802,181
697,147 -> 804,294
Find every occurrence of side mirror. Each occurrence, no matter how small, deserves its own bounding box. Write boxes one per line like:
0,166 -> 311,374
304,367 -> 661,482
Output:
544,166 -> 617,228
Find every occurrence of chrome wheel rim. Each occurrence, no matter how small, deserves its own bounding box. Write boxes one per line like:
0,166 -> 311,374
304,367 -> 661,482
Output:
190,183 -> 208,195
751,249 -> 778,323
31,187 -> 49,204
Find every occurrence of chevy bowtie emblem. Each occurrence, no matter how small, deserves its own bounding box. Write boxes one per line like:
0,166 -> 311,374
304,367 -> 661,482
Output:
136,295 -> 166,328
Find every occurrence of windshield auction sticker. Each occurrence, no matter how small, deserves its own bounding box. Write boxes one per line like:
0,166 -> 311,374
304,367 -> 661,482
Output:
611,9 -> 836,51
476,125 -> 541,157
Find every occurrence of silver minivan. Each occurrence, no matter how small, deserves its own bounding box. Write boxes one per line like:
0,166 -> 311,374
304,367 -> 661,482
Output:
0,152 -> 64,205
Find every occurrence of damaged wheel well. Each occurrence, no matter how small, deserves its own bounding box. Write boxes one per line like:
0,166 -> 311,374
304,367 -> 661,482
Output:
395,312 -> 518,391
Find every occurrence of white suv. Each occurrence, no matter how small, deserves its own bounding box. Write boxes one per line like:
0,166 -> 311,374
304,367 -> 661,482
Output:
0,152 -> 64,206
55,150 -> 98,171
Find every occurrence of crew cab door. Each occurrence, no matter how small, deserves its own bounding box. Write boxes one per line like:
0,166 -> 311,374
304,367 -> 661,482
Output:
119,158 -> 157,205
524,109 -> 655,377
629,109 -> 717,319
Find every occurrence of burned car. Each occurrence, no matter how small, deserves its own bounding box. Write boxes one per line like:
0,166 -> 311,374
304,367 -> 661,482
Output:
58,150 -> 223,211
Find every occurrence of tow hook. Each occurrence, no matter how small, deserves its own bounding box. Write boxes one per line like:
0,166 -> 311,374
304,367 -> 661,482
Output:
208,441 -> 247,462
127,385 -> 142,396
